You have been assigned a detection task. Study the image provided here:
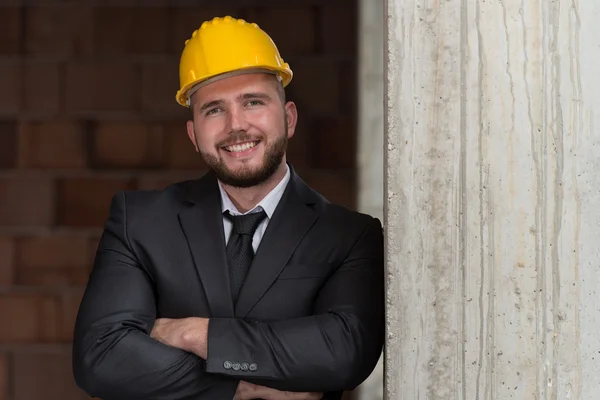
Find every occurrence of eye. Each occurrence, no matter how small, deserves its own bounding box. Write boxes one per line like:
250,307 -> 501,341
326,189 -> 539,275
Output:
246,99 -> 264,107
205,107 -> 222,116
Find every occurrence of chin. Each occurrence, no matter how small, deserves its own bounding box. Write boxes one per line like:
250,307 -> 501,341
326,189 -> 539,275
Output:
219,161 -> 282,188
228,164 -> 267,180
202,143 -> 285,187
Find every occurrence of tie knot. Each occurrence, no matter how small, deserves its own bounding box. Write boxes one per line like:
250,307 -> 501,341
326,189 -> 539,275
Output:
224,210 -> 267,235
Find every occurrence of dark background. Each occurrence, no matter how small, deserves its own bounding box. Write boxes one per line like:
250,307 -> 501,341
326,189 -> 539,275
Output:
0,1 -> 358,398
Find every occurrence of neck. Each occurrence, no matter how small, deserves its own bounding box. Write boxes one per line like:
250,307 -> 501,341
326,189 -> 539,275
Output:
220,161 -> 288,213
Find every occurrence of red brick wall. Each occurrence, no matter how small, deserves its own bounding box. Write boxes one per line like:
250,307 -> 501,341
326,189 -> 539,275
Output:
0,1 -> 357,399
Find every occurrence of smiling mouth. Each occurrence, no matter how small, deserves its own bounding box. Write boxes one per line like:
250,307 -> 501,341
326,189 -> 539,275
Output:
222,141 -> 260,153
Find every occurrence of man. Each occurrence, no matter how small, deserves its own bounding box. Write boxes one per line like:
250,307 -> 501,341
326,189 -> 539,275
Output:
72,16 -> 384,400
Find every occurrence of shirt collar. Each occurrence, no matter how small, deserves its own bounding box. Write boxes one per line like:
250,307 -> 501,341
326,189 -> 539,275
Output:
218,164 -> 291,218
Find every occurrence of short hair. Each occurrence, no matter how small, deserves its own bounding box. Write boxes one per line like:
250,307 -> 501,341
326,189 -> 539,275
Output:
272,78 -> 286,104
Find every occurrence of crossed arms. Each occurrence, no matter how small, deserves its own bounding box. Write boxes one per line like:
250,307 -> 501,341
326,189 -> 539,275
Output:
72,192 -> 384,400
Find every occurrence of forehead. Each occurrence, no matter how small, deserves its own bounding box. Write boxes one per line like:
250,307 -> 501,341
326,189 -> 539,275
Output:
191,73 -> 278,104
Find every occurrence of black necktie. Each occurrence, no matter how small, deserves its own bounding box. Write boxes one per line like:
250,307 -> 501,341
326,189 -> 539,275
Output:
224,210 -> 267,304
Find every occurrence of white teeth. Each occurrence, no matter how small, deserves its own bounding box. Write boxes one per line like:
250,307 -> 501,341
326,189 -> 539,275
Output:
225,141 -> 258,152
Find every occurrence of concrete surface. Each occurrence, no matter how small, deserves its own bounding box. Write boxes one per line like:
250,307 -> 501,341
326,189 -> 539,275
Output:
357,0 -> 385,398
384,0 -> 600,399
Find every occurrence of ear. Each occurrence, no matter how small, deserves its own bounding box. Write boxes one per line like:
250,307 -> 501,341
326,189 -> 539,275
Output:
186,120 -> 199,152
284,101 -> 298,139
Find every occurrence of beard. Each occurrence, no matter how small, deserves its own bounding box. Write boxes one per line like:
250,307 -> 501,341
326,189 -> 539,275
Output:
199,126 -> 288,188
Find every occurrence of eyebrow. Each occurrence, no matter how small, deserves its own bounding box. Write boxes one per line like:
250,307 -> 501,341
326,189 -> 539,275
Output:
240,92 -> 271,101
199,100 -> 224,112
198,92 -> 272,112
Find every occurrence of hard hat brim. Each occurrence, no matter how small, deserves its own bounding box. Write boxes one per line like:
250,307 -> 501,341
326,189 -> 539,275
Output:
176,66 -> 293,107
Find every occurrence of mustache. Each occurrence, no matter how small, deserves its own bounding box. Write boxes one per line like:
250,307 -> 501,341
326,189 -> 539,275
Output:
217,132 -> 262,148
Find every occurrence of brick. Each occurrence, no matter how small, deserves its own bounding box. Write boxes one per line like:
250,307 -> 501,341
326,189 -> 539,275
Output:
141,60 -> 188,117
299,169 -> 356,209
93,7 -> 167,54
59,290 -> 84,342
13,351 -> 88,400
137,172 -> 200,191
57,177 -> 135,227
15,235 -> 90,286
0,61 -> 20,116
0,294 -> 46,342
0,237 -> 15,286
18,121 -> 86,169
320,4 -> 357,54
246,6 -> 316,55
91,0 -> 169,4
22,61 -> 61,116
286,59 -> 341,115
309,116 -> 355,168
0,290 -> 83,344
92,122 -> 165,168
0,121 -> 17,168
0,291 -> 83,343
169,7 -> 244,53
25,0 -> 92,2
25,5 -> 93,56
0,7 -> 21,54
17,268 -> 90,286
65,62 -> 137,114
0,353 -> 7,400
88,235 -> 100,267
21,268 -> 87,287
38,295 -> 61,341
163,122 -> 205,169
0,177 -> 55,227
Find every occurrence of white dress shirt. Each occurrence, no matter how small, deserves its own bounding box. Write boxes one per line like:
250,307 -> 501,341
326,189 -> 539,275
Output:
218,164 -> 290,252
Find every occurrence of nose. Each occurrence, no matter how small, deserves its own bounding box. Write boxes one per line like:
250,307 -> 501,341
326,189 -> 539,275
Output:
228,104 -> 250,133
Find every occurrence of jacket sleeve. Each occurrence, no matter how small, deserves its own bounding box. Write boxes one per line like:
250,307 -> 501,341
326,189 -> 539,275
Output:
205,217 -> 385,393
72,191 -> 238,400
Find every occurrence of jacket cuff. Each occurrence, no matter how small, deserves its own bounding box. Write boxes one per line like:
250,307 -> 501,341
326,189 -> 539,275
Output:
206,318 -> 274,379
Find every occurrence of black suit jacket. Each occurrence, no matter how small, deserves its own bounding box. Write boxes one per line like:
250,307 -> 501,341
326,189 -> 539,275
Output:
72,166 -> 384,400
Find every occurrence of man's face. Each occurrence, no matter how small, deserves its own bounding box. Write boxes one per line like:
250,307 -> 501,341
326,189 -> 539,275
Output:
186,73 -> 297,188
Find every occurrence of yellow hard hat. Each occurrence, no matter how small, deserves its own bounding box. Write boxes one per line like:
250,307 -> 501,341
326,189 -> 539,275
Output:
176,15 -> 293,107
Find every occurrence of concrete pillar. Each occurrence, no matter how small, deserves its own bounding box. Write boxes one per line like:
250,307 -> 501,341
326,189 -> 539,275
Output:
358,0 -> 385,221
357,0 -> 384,399
385,1 -> 600,399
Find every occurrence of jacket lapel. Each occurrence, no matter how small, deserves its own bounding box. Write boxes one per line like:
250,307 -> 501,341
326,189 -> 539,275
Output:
235,172 -> 321,317
178,173 -> 234,318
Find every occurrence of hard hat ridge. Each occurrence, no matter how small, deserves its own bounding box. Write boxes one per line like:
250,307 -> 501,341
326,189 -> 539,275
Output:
176,15 -> 293,107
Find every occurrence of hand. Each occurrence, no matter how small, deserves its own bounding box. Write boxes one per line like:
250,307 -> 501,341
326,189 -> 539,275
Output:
234,381 -> 323,400
150,317 -> 209,358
